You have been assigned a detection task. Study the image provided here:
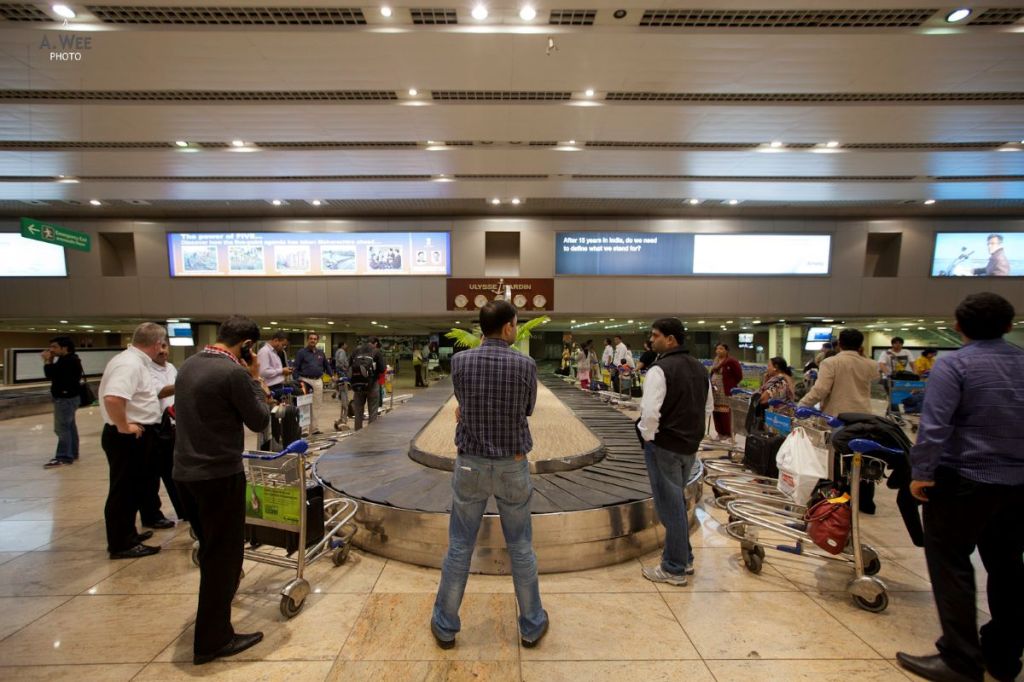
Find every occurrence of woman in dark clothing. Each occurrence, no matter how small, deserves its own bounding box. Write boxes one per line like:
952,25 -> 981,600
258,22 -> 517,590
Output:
42,336 -> 84,468
637,341 -> 658,371
709,343 -> 743,442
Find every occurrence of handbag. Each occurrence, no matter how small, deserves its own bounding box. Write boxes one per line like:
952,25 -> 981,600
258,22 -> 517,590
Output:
805,495 -> 852,555
78,379 -> 96,408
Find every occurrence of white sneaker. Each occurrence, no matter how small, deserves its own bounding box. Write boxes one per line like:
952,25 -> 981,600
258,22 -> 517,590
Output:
642,565 -> 688,586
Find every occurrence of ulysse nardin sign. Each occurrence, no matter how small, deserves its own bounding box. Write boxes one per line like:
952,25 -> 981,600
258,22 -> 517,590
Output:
446,278 -> 554,311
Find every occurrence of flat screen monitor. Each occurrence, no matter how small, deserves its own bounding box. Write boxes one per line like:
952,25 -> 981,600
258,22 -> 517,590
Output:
167,231 -> 450,277
167,322 -> 194,347
0,233 -> 68,277
738,333 -> 754,343
931,232 -> 1024,277
805,326 -> 834,352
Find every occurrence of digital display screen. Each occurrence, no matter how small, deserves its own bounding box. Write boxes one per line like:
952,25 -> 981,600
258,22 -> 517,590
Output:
0,233 -> 68,277
167,231 -> 450,277
555,232 -> 830,276
931,232 -> 1024,277
805,326 -> 834,352
167,322 -> 194,347
738,333 -> 754,344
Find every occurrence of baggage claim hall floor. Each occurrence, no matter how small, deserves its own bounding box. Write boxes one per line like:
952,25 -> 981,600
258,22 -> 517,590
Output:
0,405 -> 1002,682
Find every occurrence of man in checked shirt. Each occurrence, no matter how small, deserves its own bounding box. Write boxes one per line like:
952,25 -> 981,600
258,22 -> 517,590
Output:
431,299 -> 549,650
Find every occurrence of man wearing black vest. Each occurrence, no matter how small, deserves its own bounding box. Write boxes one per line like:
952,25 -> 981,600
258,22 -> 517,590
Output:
636,317 -> 708,586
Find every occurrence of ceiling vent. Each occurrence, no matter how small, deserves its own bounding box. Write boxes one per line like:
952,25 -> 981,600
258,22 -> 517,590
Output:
47,174 -> 434,182
844,142 -> 1006,150
528,141 -> 559,146
586,141 -> 759,149
549,9 -> 596,25
431,90 -> 573,101
604,92 -> 1024,103
967,8 -> 1024,25
0,141 -> 174,150
638,8 -> 935,28
0,89 -> 398,102
0,3 -> 51,21
86,5 -> 367,25
254,141 -> 419,148
571,174 -> 915,181
934,174 -> 1024,181
410,7 -> 458,24
454,174 -> 549,180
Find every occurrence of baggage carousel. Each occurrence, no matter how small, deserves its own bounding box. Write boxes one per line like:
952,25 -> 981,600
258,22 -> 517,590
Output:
313,374 -> 703,574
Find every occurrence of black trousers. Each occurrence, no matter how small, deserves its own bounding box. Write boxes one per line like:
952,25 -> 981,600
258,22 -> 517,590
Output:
101,425 -> 153,553
175,472 -> 246,657
923,467 -> 1024,680
144,431 -> 186,522
414,364 -> 426,387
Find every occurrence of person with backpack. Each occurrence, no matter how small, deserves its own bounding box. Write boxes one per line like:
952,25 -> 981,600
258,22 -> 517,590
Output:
349,336 -> 386,431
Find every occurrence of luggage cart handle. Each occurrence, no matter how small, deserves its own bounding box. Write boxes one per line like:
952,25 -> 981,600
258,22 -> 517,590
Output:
243,439 -> 310,460
847,438 -> 903,456
793,406 -> 844,428
730,388 -> 755,396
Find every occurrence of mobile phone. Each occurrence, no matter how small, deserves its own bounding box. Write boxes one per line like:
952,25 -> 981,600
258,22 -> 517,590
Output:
240,343 -> 254,362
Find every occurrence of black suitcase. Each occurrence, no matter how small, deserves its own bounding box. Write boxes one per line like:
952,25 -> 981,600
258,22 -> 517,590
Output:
743,430 -> 785,478
245,484 -> 325,555
630,385 -> 643,397
270,404 -> 302,450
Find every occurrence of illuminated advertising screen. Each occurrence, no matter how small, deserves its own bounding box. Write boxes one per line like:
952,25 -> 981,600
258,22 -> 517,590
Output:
931,232 -> 1024,277
555,232 -> 830,276
167,322 -> 194,347
805,326 -> 834,352
167,232 -> 450,277
0,233 -> 67,277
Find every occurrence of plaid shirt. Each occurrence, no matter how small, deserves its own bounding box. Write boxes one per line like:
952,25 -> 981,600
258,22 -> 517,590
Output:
453,338 -> 537,458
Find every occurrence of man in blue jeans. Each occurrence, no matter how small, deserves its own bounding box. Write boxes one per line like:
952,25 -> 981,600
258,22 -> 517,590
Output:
42,336 -> 84,468
637,317 -> 708,586
431,299 -> 549,649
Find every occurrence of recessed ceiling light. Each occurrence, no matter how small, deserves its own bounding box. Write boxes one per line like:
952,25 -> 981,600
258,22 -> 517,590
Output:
945,8 -> 971,22
924,198 -> 936,205
825,140 -> 840,148
270,321 -> 278,325
408,88 -> 418,96
584,88 -> 595,97
519,5 -> 536,20
327,321 -> 334,325
89,199 -> 101,206
998,146 -> 1021,152
568,139 -> 576,145
471,4 -> 488,20
697,320 -> 705,324
727,199 -> 739,205
570,319 -> 576,323
174,140 -> 189,148
688,198 -> 700,205
371,321 -> 377,324
769,140 -> 783,148
52,4 -> 75,19
490,198 -> 501,205
59,319 -> 69,323
311,199 -> 322,206
231,139 -> 245,147
511,197 -> 522,205
56,175 -> 79,184
380,6 -> 393,17
271,199 -> 282,206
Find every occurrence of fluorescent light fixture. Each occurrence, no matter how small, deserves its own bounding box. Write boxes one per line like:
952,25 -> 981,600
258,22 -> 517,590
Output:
89,199 -> 101,206
230,139 -> 245,147
511,197 -> 522,205
519,5 -> 536,20
769,140 -> 783,148
311,199 -> 322,206
408,88 -> 418,96
688,198 -> 700,205
945,8 -> 971,22
568,139 -> 576,144
56,175 -> 79,183
825,140 -> 840,148
584,88 -> 595,97
471,4 -> 488,20
727,199 -> 739,205
327,321 -> 334,325
52,4 -> 75,19
924,198 -> 936,205
490,198 -> 501,205
174,140 -> 189,148
271,199 -> 282,206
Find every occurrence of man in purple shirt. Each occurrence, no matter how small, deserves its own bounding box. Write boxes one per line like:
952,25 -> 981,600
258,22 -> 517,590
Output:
897,292 -> 1024,682
431,300 -> 548,650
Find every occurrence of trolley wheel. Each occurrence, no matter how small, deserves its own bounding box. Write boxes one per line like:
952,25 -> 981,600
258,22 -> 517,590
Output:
332,543 -> 351,567
741,548 -> 764,574
190,545 -> 200,567
853,591 -> 889,613
280,595 -> 304,619
862,547 -> 882,577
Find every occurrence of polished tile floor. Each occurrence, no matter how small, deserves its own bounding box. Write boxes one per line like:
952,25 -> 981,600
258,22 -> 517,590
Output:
0,402 -> 1010,681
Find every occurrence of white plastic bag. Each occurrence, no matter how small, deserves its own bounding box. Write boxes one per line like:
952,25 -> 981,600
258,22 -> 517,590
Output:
776,427 -> 830,505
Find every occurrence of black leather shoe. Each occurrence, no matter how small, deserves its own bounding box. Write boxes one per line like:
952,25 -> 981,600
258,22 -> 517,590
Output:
144,518 -> 176,530
193,632 -> 264,665
521,613 -> 549,649
430,621 -> 455,650
896,652 -> 982,682
109,544 -> 160,560
132,531 -> 154,544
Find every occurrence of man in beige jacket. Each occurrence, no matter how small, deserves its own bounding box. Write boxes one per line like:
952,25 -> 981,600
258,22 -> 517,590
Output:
798,328 -> 877,416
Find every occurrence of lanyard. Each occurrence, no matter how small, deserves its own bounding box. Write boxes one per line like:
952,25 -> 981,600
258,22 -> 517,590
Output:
202,345 -> 245,368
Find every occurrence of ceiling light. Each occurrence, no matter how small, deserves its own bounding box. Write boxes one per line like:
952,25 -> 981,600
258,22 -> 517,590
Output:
997,145 -> 1021,152
519,5 -> 536,20
371,321 -> 377,324
511,198 -> 522,205
568,139 -> 576,145
230,139 -> 245,147
327,321 -> 334,325
408,88 -> 418,96
769,140 -> 783,148
89,199 -> 101,206
584,88 -> 595,97
688,198 -> 700,205
103,329 -> 111,333
380,6 -> 393,17
924,199 -> 936,205
726,320 -> 733,324
570,319 -> 576,323
825,140 -> 840,148
174,140 -> 189,148
490,198 -> 501,205
727,199 -> 739,205
311,199 -> 322,206
52,4 -> 75,19
471,4 -> 488,19
945,8 -> 971,22
270,321 -> 277,325
56,175 -> 79,183
697,320 -> 705,324
271,199 -> 282,206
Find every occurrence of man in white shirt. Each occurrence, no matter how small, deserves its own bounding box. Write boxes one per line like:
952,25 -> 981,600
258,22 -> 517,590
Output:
879,336 -> 914,377
257,331 -> 292,396
612,335 -> 630,392
145,341 -> 184,526
99,322 -> 169,559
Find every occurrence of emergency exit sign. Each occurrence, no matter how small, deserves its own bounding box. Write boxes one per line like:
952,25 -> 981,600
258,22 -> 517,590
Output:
20,217 -> 91,252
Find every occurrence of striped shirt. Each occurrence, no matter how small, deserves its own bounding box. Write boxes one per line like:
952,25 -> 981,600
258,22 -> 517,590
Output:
911,338 -> 1024,485
452,338 -> 537,459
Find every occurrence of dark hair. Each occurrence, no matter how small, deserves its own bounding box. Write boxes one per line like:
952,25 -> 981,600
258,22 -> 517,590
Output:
217,315 -> 261,346
613,335 -> 622,341
922,348 -> 938,357
955,292 -> 1015,340
651,317 -> 685,345
270,330 -> 288,341
988,233 -> 1004,244
891,336 -> 904,345
769,356 -> 793,376
307,332 -> 319,340
838,328 -> 864,351
605,337 -> 613,345
479,300 -> 517,337
368,335 -> 380,346
50,336 -> 74,353
716,343 -> 729,352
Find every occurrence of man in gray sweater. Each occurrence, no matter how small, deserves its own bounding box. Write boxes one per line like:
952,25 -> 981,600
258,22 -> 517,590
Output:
173,316 -> 271,665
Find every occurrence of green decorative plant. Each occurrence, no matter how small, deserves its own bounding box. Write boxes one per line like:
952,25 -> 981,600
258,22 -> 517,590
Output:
445,315 -> 551,351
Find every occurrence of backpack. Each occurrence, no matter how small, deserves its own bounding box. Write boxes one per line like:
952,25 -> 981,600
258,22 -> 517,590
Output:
349,351 -> 377,390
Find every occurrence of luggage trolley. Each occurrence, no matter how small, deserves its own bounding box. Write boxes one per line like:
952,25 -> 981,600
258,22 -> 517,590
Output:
725,408 -> 899,613
207,439 -> 358,619
704,392 -> 790,500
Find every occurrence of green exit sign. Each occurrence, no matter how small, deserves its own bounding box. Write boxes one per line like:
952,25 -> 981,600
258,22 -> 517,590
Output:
20,217 -> 91,252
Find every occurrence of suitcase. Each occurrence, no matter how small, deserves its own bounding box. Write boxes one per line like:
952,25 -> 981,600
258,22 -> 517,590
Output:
245,484 -> 325,555
270,404 -> 301,451
630,385 -> 643,397
743,430 -> 785,478
591,381 -> 609,391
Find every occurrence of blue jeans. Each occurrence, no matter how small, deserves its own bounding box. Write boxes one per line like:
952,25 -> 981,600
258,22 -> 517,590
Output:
53,396 -> 79,462
644,441 -> 695,576
432,455 -> 547,642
